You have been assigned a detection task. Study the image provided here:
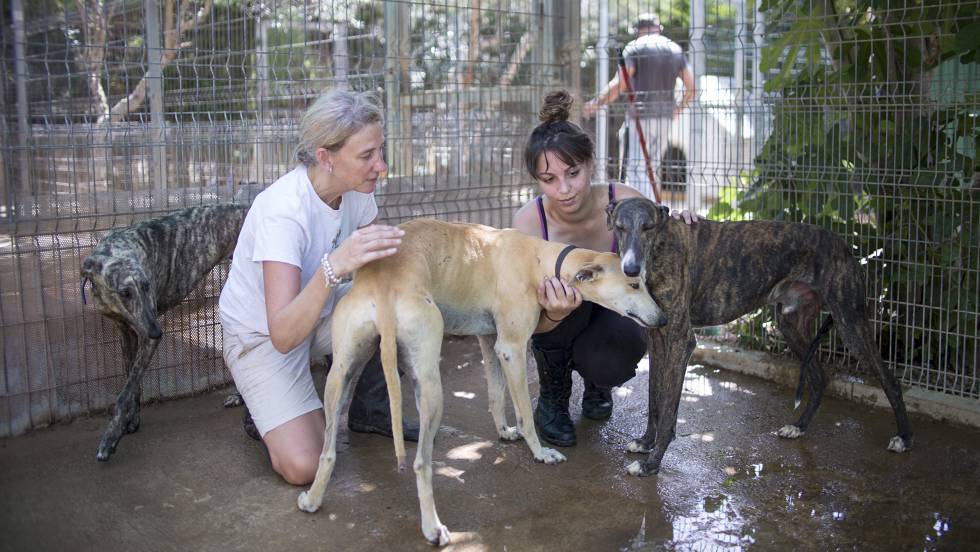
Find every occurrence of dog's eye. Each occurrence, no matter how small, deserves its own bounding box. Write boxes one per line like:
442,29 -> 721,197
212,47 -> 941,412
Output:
629,282 -> 639,290
119,288 -> 132,300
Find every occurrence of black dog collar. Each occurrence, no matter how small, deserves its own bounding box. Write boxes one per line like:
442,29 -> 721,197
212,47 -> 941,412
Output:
554,244 -> 578,279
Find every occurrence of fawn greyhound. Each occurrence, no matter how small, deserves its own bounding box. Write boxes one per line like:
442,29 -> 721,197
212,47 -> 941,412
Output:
297,218 -> 665,546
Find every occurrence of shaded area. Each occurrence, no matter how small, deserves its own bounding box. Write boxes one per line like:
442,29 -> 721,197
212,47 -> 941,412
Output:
1,336 -> 977,551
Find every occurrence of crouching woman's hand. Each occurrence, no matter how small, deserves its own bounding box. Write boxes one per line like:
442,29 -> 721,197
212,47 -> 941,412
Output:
534,276 -> 581,333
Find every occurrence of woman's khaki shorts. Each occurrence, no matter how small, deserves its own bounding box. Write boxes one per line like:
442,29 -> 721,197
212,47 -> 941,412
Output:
222,318 -> 333,437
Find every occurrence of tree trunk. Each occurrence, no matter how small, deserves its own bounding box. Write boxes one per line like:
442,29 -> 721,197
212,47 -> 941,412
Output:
75,0 -> 112,120
103,0 -> 213,123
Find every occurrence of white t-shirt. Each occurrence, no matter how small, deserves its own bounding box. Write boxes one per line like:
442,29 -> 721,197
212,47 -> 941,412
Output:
219,165 -> 378,336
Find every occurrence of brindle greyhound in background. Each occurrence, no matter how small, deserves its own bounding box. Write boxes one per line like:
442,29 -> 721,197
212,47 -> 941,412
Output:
607,197 -> 912,477
81,204 -> 246,461
297,219 -> 666,546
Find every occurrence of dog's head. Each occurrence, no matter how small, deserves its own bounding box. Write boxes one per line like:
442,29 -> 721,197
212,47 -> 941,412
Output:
563,250 -> 667,328
606,197 -> 670,278
81,254 -> 162,340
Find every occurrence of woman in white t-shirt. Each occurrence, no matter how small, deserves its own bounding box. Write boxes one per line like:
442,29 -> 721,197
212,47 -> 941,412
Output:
219,89 -> 417,485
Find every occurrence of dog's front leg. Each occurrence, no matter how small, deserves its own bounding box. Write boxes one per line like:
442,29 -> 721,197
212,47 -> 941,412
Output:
96,333 -> 160,461
494,335 -> 565,465
626,342 -> 659,455
627,329 -> 696,477
117,324 -> 142,434
477,335 -> 519,441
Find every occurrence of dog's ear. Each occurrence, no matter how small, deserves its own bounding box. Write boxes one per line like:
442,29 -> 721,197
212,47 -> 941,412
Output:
605,200 -> 618,229
81,256 -> 102,278
574,264 -> 603,283
656,203 -> 670,220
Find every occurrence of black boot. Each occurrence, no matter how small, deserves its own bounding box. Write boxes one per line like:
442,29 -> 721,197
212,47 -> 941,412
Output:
242,406 -> 261,441
581,380 -> 613,420
532,345 -> 576,447
348,352 -> 420,441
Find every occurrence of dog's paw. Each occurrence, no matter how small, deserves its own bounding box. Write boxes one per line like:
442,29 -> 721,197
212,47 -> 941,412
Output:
777,425 -> 804,439
497,426 -> 520,441
95,437 -> 117,462
95,447 -> 113,462
223,392 -> 245,408
626,439 -> 651,453
423,523 -> 451,547
626,460 -> 658,477
534,447 -> 567,465
296,491 -> 321,513
887,435 -> 909,453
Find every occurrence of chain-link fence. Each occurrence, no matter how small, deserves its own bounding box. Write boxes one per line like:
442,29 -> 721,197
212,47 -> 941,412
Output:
1,0 -> 977,437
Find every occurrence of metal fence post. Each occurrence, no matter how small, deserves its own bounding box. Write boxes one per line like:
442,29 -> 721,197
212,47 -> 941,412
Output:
595,0 -> 608,180
144,0 -> 167,208
12,0 -> 31,210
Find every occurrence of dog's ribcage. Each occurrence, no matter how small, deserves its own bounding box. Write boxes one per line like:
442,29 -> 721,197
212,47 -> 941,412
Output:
662,220 -> 856,327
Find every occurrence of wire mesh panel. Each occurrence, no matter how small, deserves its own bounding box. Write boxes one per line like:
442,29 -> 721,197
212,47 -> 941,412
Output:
0,0 -> 573,436
582,1 -> 977,402
1,0 -> 977,436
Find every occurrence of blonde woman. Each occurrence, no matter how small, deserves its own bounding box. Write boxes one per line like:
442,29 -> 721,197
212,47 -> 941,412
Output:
219,90 -> 417,485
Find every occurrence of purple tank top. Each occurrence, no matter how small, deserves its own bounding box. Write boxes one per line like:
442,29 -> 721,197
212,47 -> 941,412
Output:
536,183 -> 619,254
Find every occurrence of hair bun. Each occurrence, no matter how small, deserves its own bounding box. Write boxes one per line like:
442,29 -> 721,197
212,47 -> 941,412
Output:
538,90 -> 573,124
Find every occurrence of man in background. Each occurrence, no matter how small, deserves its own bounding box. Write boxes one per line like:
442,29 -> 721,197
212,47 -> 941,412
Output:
584,13 -> 695,199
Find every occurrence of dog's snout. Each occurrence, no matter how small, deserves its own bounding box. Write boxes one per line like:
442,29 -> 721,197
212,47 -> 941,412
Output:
148,325 -> 163,340
620,249 -> 641,278
653,313 -> 668,327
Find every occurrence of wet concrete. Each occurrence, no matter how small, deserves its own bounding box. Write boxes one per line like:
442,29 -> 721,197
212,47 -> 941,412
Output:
2,335 -> 978,551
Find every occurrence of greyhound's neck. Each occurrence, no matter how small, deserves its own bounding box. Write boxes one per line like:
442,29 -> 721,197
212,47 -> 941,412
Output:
536,240 -> 583,282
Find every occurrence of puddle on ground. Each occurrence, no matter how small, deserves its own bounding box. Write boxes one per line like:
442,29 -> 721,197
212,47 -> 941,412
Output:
621,495 -> 754,551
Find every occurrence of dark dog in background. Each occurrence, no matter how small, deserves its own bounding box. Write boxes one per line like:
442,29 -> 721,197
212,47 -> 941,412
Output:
607,197 -> 912,477
81,203 -> 246,461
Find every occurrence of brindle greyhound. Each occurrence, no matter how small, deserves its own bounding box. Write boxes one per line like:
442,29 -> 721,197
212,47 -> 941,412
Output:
81,204 -> 246,461
607,197 -> 912,477
297,219 -> 666,546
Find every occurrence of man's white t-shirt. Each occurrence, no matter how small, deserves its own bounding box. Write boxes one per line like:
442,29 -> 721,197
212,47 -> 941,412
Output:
219,165 -> 378,336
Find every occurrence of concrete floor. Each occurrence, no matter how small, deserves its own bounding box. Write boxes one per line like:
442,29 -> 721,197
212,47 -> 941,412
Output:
2,336 -> 978,551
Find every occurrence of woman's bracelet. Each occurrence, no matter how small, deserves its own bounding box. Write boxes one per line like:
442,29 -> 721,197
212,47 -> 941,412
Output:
321,252 -> 350,288
543,311 -> 566,324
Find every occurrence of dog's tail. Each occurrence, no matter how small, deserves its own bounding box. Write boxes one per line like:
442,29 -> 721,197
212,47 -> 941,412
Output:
376,294 -> 407,472
795,314 -> 834,409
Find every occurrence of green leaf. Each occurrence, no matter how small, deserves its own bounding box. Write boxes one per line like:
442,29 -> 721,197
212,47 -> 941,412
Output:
953,19 -> 980,56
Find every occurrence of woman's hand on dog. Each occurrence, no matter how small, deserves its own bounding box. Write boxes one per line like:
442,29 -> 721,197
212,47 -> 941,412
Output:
537,276 -> 582,323
329,224 -> 404,278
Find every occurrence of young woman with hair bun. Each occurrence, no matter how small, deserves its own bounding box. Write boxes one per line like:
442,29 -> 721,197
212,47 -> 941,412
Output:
512,90 -> 697,447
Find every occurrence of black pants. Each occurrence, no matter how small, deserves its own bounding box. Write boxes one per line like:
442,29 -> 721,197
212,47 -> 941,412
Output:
531,302 -> 647,388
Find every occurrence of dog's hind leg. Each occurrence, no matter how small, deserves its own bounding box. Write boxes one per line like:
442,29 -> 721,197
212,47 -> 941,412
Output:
831,305 -> 913,452
775,302 -> 826,439
494,334 -> 566,465
96,331 -> 160,461
403,309 -> 451,546
297,314 -> 375,514
477,335 -> 519,441
628,328 -> 695,477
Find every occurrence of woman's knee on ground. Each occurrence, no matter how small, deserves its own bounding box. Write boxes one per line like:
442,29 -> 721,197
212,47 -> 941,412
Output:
269,447 -> 321,485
